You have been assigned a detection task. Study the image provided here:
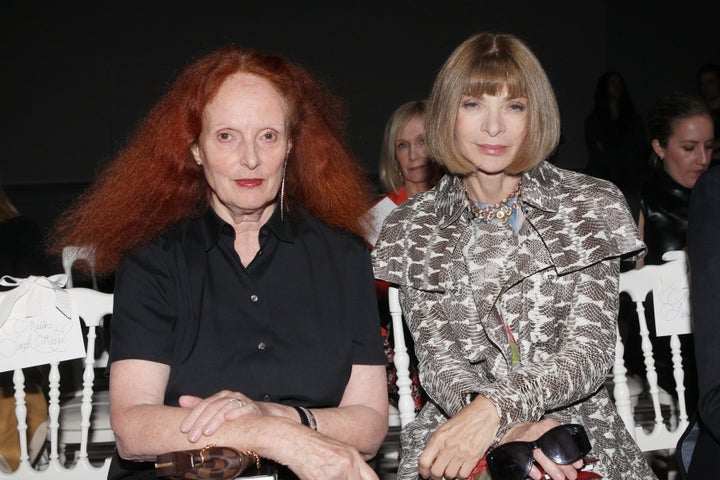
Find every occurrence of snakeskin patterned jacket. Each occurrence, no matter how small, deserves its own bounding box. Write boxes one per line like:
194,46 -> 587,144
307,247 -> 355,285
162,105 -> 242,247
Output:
372,162 -> 657,479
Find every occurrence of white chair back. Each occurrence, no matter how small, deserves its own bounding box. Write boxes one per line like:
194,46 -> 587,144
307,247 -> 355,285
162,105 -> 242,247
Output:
613,250 -> 692,452
0,287 -> 114,479
62,246 -> 98,290
388,286 -> 416,427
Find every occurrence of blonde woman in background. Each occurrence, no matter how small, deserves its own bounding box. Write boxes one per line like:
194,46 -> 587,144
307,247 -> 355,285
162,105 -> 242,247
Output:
378,100 -> 442,206
372,101 -> 442,417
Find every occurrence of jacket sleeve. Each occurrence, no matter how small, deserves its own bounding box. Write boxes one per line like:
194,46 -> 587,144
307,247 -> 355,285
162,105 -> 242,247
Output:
402,258 -> 620,437
477,259 -> 620,436
688,169 -> 720,440
398,285 -> 489,417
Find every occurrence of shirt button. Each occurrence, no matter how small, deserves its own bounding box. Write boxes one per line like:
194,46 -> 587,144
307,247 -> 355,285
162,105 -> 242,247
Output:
250,294 -> 259,302
262,394 -> 271,402
261,229 -> 268,236
257,250 -> 263,256
258,341 -> 267,350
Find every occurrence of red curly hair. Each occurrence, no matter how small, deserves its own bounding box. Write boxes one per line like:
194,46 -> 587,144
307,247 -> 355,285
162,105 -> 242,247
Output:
49,45 -> 374,275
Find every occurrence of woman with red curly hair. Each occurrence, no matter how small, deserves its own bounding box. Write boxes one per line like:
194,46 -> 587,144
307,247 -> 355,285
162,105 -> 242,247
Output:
51,45 -> 387,480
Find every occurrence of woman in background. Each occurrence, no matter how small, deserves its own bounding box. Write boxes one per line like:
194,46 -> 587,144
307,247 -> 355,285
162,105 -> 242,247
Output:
626,91 -> 714,418
373,100 -> 441,416
377,100 -> 442,206
584,71 -> 650,216
639,92 -> 713,265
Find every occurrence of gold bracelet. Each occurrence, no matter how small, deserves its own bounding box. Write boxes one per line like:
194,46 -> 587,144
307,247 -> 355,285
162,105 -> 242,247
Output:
244,450 -> 261,470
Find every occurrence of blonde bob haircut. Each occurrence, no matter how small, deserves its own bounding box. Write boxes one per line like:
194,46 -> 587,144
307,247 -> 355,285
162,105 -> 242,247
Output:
427,32 -> 561,176
378,100 -> 428,194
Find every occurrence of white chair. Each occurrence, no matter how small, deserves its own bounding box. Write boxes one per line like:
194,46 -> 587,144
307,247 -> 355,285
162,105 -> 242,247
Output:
612,250 -> 692,455
375,286 -> 416,473
388,286 -> 416,427
56,289 -> 114,466
0,287 -> 114,479
62,246 -> 109,384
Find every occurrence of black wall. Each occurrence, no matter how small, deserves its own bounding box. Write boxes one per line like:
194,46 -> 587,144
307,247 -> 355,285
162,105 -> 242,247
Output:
2,1 -> 718,241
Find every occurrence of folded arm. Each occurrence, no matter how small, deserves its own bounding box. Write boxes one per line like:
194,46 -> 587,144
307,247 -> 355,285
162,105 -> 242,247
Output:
478,259 -> 619,434
110,359 -> 386,478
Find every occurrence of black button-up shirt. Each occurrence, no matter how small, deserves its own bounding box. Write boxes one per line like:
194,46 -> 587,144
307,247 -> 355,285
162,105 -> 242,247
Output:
108,206 -> 385,479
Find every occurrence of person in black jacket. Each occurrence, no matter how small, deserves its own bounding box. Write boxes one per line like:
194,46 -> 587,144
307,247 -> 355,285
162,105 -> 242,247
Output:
0,186 -> 52,279
624,92 -> 713,418
679,165 -> 720,479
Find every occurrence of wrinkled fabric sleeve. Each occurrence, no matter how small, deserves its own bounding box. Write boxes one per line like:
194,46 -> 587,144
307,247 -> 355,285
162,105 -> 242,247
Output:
398,285 -> 488,417
400,259 -> 619,431
109,237 -> 178,367
478,259 -> 620,437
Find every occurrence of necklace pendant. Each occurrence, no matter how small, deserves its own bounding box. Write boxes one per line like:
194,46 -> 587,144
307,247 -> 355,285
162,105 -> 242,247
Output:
462,177 -> 523,225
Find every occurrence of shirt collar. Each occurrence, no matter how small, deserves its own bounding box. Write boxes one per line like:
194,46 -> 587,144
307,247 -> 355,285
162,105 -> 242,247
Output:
520,162 -> 561,213
436,161 -> 561,228
199,205 -> 297,251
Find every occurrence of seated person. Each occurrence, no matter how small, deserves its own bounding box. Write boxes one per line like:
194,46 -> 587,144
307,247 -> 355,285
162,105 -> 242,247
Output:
50,45 -> 388,480
373,32 -> 655,479
373,100 -> 442,415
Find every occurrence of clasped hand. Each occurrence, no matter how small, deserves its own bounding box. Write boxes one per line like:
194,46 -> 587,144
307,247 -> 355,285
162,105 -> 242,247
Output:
178,390 -> 257,442
176,390 -> 379,480
418,396 -> 583,480
494,418 -> 585,480
418,394 -> 501,480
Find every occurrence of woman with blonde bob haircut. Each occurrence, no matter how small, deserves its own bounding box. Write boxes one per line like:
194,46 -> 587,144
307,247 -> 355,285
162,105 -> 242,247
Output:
426,33 -> 560,176
373,32 -> 656,480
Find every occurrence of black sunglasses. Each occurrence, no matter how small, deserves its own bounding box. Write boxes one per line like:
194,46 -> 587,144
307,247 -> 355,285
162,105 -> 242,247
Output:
486,423 -> 592,480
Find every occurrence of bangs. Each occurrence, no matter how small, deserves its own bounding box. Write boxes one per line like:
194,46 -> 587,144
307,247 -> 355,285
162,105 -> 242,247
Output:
464,58 -> 526,99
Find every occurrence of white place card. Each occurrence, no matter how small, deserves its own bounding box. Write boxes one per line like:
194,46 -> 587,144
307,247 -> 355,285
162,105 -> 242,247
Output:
653,251 -> 693,337
0,277 -> 85,372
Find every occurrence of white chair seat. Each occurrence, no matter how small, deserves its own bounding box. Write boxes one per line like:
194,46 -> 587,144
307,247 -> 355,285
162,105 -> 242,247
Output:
58,390 -> 113,446
387,404 -> 401,428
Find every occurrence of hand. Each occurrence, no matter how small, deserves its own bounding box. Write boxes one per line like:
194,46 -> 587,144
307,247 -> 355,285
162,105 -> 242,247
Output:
283,429 -> 379,480
418,394 -> 500,480
500,419 -> 584,480
178,390 -> 256,442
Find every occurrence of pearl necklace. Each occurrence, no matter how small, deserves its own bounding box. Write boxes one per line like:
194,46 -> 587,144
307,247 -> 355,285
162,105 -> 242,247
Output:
462,177 -> 522,224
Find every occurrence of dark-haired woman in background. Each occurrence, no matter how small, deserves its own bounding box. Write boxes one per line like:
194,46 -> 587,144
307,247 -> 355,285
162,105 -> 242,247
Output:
628,91 -> 714,418
584,71 -> 650,216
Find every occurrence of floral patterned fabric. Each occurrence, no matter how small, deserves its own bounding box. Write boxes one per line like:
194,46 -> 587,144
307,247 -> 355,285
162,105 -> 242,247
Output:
382,323 -> 427,413
372,162 -> 657,480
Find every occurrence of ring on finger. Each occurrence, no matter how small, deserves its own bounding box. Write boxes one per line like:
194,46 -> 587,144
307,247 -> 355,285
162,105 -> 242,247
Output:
228,397 -> 244,409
